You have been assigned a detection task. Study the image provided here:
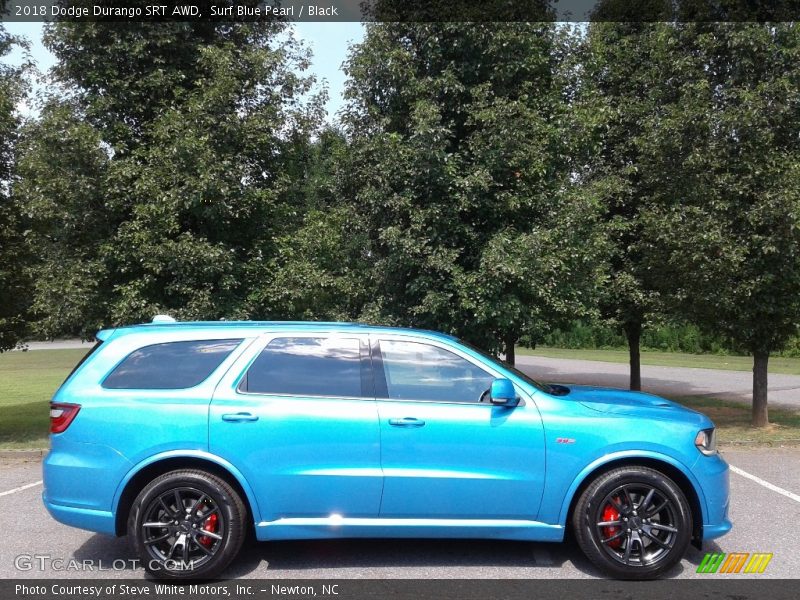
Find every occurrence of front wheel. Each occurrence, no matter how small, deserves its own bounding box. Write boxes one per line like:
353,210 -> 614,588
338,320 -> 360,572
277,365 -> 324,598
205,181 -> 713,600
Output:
127,469 -> 246,579
572,466 -> 692,579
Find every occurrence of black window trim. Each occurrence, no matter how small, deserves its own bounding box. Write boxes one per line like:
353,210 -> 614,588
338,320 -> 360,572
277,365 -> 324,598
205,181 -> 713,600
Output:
101,337 -> 244,391
235,333 -> 376,401
370,336 -> 520,406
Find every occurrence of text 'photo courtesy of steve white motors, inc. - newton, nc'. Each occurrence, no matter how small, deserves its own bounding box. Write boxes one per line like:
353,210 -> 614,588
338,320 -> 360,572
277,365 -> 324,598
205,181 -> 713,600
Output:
15,582 -> 341,598
15,3 -> 341,18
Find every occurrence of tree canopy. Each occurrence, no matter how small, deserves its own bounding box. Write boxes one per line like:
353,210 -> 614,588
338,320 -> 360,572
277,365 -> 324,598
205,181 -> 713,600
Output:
340,23 -> 604,361
17,21 -> 322,336
640,22 -> 800,426
2,19 -> 799,425
0,24 -> 28,351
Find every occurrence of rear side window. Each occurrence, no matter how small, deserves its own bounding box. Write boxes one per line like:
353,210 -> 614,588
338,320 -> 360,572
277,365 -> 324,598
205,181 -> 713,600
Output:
103,339 -> 242,390
62,341 -> 104,385
241,337 -> 364,397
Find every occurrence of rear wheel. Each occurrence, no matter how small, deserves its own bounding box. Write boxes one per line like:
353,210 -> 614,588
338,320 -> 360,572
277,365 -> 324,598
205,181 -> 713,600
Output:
127,469 -> 246,579
572,466 -> 692,579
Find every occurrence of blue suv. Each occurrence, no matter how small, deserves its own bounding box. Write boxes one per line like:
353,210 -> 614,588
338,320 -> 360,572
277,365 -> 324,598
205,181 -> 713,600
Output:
43,319 -> 731,579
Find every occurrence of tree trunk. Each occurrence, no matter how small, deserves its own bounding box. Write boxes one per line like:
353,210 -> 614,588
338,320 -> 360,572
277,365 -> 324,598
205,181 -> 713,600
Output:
505,334 -> 516,366
624,321 -> 642,391
752,352 -> 769,428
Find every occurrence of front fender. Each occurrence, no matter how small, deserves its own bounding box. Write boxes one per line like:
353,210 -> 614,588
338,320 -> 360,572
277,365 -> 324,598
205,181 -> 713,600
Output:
556,449 -> 706,526
112,449 -> 263,523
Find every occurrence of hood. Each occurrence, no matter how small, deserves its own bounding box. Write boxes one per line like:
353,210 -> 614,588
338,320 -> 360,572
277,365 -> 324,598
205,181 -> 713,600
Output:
561,384 -> 710,426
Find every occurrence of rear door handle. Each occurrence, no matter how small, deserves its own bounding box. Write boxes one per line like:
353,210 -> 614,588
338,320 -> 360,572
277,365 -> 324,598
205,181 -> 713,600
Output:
388,417 -> 425,428
221,412 -> 259,423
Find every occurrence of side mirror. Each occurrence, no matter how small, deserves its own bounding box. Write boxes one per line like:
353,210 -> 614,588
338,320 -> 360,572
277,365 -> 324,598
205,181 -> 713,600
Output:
490,378 -> 519,407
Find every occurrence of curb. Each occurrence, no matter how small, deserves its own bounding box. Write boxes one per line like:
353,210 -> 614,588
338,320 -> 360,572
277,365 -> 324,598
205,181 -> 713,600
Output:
0,449 -> 47,459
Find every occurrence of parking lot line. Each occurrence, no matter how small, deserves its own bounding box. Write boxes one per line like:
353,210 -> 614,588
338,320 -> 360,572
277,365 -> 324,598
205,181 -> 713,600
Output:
729,465 -> 800,503
0,480 -> 42,497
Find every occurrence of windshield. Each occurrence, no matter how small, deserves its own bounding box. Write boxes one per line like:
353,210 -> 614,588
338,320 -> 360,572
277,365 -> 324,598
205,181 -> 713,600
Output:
460,340 -> 553,394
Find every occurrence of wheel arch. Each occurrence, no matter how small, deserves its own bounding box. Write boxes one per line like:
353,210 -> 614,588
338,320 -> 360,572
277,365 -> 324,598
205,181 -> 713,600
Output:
113,451 -> 260,537
561,453 -> 704,546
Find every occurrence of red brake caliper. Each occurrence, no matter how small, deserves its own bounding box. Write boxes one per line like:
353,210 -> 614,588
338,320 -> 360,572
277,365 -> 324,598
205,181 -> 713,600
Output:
602,497 -> 623,549
198,512 -> 218,548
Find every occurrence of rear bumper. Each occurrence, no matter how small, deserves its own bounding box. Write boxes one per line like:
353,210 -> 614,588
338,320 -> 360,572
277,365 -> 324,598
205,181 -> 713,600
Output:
43,492 -> 116,536
42,439 -> 132,536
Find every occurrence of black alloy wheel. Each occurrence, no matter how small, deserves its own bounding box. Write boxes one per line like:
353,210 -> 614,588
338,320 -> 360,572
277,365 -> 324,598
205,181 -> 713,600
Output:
128,469 -> 246,579
573,466 -> 692,579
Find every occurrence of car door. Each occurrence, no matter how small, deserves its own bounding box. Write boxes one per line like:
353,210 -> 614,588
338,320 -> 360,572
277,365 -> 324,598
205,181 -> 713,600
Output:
209,333 -> 382,522
373,335 -> 546,520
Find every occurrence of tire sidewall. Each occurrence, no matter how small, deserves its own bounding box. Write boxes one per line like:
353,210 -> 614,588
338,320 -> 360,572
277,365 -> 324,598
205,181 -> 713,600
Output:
127,470 -> 245,580
574,467 -> 693,579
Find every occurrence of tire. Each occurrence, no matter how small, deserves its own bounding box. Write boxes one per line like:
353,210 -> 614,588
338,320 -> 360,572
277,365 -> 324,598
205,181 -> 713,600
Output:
127,469 -> 247,580
572,466 -> 692,580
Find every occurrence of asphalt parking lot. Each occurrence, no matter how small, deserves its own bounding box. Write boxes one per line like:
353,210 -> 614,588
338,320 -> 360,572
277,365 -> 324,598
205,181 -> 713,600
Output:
0,447 -> 797,580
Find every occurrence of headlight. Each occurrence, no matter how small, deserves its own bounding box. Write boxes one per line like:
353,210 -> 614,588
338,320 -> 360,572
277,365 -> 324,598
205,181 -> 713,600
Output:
695,428 -> 717,455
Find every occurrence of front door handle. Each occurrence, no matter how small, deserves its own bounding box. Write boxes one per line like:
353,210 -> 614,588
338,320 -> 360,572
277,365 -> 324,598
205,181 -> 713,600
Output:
388,417 -> 425,428
221,412 -> 259,423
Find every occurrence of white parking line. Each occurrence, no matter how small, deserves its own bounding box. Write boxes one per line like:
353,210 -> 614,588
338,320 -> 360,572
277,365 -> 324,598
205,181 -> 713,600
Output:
729,465 -> 800,503
0,480 -> 42,498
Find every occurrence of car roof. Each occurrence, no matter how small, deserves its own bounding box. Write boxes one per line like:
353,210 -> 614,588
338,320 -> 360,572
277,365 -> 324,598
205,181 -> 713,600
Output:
97,320 -> 459,343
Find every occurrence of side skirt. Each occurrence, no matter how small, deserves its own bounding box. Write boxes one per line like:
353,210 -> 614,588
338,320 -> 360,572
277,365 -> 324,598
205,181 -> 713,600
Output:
255,517 -> 564,542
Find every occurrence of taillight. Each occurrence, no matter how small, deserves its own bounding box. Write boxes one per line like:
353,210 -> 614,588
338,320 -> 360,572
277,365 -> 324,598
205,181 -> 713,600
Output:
50,403 -> 80,434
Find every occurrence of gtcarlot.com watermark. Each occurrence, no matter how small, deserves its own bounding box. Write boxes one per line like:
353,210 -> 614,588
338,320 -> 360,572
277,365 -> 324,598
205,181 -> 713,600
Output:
14,554 -> 194,572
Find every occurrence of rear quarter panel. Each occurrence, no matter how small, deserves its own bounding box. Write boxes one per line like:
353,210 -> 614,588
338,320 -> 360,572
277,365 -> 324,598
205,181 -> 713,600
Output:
46,330 -> 256,511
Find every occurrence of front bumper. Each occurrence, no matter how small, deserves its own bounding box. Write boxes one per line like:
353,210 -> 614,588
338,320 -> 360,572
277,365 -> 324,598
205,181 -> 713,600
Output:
693,452 -> 732,542
703,518 -> 732,541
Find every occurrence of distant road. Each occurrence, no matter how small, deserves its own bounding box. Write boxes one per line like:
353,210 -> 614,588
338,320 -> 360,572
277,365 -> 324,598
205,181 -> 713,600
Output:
17,339 -> 93,351
18,340 -> 800,409
516,355 -> 800,409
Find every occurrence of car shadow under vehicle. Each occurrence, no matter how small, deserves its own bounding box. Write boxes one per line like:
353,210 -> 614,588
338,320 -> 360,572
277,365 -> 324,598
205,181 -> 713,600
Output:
68,533 -> 713,579
71,533 -> 140,571
225,537 -> 582,578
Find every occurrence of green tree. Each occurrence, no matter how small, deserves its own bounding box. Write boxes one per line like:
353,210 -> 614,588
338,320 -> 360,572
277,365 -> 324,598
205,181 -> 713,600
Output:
341,23 -> 603,361
18,21 -> 322,334
253,128 -> 373,321
0,24 -> 29,350
15,102 -> 112,339
642,22 -> 800,427
578,22 -> 684,390
43,17 -> 293,154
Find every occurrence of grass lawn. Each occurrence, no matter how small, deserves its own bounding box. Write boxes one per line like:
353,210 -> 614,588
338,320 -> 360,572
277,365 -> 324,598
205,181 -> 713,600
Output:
0,348 -> 89,449
517,346 -> 800,376
1,347 -> 798,449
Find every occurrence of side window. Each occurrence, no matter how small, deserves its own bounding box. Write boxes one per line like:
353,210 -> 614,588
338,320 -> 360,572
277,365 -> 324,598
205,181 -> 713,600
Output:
103,339 -> 242,390
62,340 -> 104,385
378,340 -> 494,403
242,337 -> 365,398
